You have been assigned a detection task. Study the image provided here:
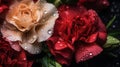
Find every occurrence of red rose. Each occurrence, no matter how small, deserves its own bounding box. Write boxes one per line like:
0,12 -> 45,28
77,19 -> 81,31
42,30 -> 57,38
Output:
47,5 -> 107,65
78,0 -> 109,10
0,36 -> 33,67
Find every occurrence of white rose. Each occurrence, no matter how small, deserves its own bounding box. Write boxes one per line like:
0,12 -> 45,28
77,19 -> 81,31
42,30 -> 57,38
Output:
1,0 -> 58,54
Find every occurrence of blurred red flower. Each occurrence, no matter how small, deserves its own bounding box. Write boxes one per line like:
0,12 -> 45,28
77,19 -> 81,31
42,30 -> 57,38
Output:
78,0 -> 109,10
0,35 -> 33,67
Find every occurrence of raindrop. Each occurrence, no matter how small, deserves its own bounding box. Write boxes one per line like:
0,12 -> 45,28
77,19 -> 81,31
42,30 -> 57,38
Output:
57,41 -> 61,43
80,58 -> 84,61
47,29 -> 53,35
59,44 -> 63,47
36,51 -> 39,53
44,11 -> 47,14
89,52 -> 93,56
25,46 -> 27,49
23,58 -> 26,60
53,13 -> 57,16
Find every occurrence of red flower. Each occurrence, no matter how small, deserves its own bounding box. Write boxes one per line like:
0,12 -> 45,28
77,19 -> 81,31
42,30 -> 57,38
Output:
0,0 -> 12,13
78,0 -> 109,10
47,5 -> 107,65
0,36 -> 33,67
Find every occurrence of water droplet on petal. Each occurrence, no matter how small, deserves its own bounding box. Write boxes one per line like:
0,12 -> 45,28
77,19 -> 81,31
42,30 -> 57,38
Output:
36,51 -> 39,53
25,46 -> 27,49
89,52 -> 93,56
59,44 -> 63,47
23,58 -> 26,60
47,29 -> 53,35
57,41 -> 60,43
44,11 -> 47,14
80,58 -> 84,61
53,13 -> 57,16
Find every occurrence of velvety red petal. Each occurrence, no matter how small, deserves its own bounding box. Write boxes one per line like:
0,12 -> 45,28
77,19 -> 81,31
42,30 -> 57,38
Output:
17,51 -> 27,61
55,55 -> 71,65
85,32 -> 98,43
54,40 -> 68,50
75,43 -> 103,63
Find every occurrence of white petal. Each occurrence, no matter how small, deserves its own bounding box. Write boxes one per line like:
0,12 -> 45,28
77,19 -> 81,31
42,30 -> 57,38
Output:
1,25 -> 22,41
20,42 -> 42,54
37,3 -> 59,42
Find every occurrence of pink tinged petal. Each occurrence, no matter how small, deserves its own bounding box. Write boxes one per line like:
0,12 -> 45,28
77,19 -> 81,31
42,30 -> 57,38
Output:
10,41 -> 21,52
1,24 -> 22,42
75,43 -> 103,63
85,32 -> 98,43
55,40 -> 67,50
20,42 -> 42,54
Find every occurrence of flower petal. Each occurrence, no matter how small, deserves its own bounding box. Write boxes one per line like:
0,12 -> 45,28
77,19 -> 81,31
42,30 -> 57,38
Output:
1,23 -> 22,41
75,43 -> 103,63
37,3 -> 58,42
20,42 -> 42,54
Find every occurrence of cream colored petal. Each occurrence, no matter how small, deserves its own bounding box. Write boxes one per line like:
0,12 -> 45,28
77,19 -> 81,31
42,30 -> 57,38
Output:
40,3 -> 58,20
1,24 -> 22,42
22,26 -> 37,44
37,3 -> 58,42
20,42 -> 42,54
6,0 -> 43,32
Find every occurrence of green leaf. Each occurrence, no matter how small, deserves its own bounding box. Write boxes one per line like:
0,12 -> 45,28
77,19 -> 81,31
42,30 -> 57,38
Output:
103,35 -> 120,48
41,56 -> 62,67
55,62 -> 62,67
106,16 -> 116,29
46,0 -> 62,7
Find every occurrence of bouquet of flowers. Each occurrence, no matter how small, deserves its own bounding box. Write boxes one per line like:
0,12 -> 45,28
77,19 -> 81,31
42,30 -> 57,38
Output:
0,0 -> 120,67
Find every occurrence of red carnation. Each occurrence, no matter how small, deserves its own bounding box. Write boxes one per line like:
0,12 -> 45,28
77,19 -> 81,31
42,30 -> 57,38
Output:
47,5 -> 107,65
0,36 -> 33,67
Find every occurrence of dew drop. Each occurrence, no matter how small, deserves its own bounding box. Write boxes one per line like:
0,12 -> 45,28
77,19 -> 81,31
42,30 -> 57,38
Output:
36,51 -> 39,53
57,41 -> 61,43
80,58 -> 84,61
23,58 -> 26,60
47,29 -> 53,35
53,13 -> 57,16
59,44 -> 63,47
44,11 -> 47,14
89,52 -> 93,56
25,47 -> 27,49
